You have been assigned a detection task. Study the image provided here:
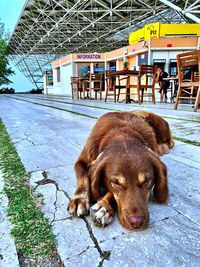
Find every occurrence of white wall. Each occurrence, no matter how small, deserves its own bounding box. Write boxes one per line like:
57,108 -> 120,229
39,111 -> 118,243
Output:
152,49 -> 190,72
43,76 -> 47,94
52,67 -> 62,95
60,63 -> 72,95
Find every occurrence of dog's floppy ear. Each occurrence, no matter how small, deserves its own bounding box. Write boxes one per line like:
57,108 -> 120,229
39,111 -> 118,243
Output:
150,154 -> 168,204
89,153 -> 107,202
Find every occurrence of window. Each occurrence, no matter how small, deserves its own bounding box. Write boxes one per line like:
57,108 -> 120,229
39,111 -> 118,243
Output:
57,67 -> 60,82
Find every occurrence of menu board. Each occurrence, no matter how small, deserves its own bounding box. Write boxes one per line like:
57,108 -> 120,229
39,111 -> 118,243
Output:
46,75 -> 53,86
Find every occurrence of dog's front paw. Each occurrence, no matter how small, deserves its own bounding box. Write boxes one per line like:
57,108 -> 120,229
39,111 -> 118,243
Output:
67,195 -> 90,217
158,143 -> 169,156
90,201 -> 114,227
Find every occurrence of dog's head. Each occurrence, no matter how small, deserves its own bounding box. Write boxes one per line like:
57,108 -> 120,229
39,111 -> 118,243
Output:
90,147 -> 168,230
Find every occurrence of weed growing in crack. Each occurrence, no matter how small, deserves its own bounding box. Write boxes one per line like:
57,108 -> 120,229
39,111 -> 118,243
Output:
173,137 -> 200,147
0,119 -> 55,260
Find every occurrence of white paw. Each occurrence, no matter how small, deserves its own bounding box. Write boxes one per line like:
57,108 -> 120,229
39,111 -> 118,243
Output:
68,196 -> 90,217
90,203 -> 113,227
76,202 -> 89,217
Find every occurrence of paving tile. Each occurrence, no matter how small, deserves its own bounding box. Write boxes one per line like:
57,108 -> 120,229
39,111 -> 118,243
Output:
169,121 -> 200,142
30,165 -> 76,197
86,201 -> 178,242
163,157 -> 200,225
54,190 -> 69,221
167,143 -> 200,164
52,219 -> 95,263
15,142 -> 79,172
101,214 -> 200,267
65,247 -> 101,267
36,184 -> 57,222
164,144 -> 200,170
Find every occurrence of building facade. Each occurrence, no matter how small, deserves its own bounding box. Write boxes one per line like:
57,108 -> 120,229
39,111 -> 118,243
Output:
44,23 -> 200,97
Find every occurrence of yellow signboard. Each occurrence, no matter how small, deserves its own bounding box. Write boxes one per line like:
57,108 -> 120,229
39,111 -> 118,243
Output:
129,28 -> 145,45
129,23 -> 200,45
129,23 -> 160,44
144,22 -> 160,40
160,24 -> 200,37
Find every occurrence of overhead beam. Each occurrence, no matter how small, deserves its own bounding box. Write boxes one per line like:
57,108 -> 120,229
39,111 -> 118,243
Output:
159,0 -> 200,23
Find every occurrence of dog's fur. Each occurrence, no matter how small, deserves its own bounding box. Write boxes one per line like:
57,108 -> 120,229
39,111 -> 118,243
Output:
68,110 -> 174,230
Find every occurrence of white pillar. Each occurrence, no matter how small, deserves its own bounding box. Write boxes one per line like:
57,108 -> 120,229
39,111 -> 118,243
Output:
148,39 -> 152,65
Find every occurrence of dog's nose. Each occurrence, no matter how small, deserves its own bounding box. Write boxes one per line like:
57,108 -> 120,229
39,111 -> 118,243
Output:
127,215 -> 145,228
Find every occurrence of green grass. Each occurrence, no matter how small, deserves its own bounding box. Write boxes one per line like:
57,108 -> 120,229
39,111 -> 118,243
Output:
173,137 -> 200,147
0,119 -> 55,260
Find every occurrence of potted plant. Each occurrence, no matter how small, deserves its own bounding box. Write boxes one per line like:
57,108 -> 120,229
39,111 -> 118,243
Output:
123,61 -> 129,70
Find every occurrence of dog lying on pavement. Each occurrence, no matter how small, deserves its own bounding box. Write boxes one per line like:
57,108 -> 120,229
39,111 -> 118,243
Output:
68,110 -> 174,230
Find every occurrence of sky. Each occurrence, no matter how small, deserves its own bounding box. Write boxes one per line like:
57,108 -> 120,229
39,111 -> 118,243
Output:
0,0 -> 33,92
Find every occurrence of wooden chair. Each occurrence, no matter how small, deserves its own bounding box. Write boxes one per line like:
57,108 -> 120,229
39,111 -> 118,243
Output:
105,70 -> 129,102
70,77 -> 83,99
80,78 -> 91,100
87,73 -> 103,100
175,50 -> 200,112
117,75 -> 131,103
137,64 -> 157,104
126,65 -> 157,104
105,70 -> 117,102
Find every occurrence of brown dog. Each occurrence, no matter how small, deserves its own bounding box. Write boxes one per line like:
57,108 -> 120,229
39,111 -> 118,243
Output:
68,111 -> 174,230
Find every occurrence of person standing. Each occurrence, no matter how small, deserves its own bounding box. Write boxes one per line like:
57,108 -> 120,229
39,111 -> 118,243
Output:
156,66 -> 170,102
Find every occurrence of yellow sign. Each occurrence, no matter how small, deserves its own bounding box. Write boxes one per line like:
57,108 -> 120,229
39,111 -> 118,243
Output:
129,23 -> 200,45
160,24 -> 200,37
129,23 -> 160,44
129,28 -> 145,45
144,22 -> 160,40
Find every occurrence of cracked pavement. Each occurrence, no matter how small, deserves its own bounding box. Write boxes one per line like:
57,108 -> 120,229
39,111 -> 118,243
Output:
0,94 -> 200,267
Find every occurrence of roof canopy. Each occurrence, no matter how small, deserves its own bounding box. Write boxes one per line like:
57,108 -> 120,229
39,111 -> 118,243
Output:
8,0 -> 200,89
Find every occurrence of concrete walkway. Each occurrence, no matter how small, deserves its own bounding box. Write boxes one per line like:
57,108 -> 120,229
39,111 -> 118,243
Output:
0,94 -> 200,267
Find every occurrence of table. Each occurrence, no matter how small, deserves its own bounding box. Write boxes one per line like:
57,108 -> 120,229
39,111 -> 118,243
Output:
163,77 -> 178,103
110,70 -> 139,76
110,70 -> 139,103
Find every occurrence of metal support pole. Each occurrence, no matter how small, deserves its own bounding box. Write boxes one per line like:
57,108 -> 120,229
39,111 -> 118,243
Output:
159,0 -> 200,23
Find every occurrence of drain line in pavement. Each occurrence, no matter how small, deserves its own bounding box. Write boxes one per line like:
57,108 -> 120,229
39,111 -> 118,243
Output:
12,94 -> 200,124
6,96 -> 200,147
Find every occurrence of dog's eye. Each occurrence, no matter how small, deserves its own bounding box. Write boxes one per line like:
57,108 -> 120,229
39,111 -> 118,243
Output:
142,178 -> 152,187
137,174 -> 151,186
111,181 -> 126,191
